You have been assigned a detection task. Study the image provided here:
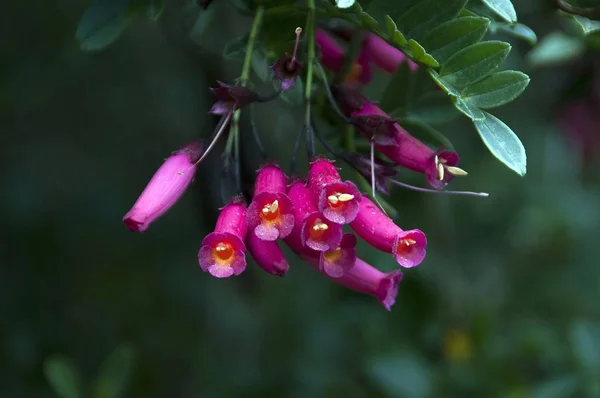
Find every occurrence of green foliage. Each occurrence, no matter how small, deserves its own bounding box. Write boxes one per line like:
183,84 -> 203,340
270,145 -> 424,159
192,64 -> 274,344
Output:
92,344 -> 136,398
439,41 -> 511,87
462,71 -> 530,109
527,31 -> 585,67
474,111 -> 527,176
490,21 -> 538,45
420,17 -> 491,63
44,356 -> 82,398
393,0 -> 468,42
76,0 -> 164,51
481,0 -> 517,23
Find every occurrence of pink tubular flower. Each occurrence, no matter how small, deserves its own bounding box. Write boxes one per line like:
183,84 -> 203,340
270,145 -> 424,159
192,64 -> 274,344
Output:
307,158 -> 362,224
347,94 -> 462,189
362,33 -> 418,74
246,232 -> 289,277
350,197 -> 427,268
285,181 -> 342,253
198,199 -> 248,278
123,141 -> 203,233
303,255 -> 402,310
246,164 -> 294,241
318,233 -> 357,278
316,29 -> 372,85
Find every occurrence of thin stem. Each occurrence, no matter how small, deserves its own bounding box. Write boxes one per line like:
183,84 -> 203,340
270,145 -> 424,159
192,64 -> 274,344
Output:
370,139 -> 388,215
304,0 -> 316,159
312,117 -> 342,158
389,179 -> 490,197
180,111 -> 233,174
314,61 -> 352,124
249,104 -> 266,160
290,125 -> 304,173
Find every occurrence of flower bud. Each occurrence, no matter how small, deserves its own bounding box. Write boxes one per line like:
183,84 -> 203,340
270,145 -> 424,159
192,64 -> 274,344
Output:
246,232 -> 289,276
123,141 -> 203,232
209,81 -> 259,115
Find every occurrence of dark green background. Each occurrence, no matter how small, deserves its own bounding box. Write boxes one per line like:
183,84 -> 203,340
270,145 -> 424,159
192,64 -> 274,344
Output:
2,0 -> 600,397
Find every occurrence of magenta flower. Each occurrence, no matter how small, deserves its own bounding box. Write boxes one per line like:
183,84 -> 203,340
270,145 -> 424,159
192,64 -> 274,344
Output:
210,81 -> 259,115
316,29 -> 372,85
272,53 -> 303,91
303,255 -> 403,310
347,97 -> 463,189
362,33 -> 418,73
123,141 -> 203,233
284,180 -> 342,252
307,158 -> 362,224
198,198 -> 248,278
246,164 -> 295,241
350,197 -> 427,268
318,233 -> 357,278
246,232 -> 289,277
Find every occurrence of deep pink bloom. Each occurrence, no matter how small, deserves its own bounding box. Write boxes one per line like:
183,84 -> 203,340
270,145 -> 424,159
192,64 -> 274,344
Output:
362,33 -> 418,74
315,29 -> 372,85
246,232 -> 289,277
318,233 -> 357,278
307,158 -> 362,224
285,181 -> 342,252
350,197 -> 427,268
347,97 -> 461,189
303,255 -> 402,310
247,165 -> 294,241
123,141 -> 203,233
198,199 -> 248,278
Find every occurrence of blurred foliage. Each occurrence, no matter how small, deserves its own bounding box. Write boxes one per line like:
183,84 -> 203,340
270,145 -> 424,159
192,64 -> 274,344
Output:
2,0 -> 600,397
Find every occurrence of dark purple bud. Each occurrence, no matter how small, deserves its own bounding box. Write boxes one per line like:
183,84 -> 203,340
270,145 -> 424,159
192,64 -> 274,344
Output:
272,53 -> 303,91
350,115 -> 398,146
209,81 -> 259,115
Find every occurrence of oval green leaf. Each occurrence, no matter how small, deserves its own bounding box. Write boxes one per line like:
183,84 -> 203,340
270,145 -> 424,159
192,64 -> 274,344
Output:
491,22 -> 537,45
93,344 -> 135,398
453,96 -> 485,120
440,41 -> 511,87
395,0 -> 468,41
75,0 -> 135,51
44,355 -> 82,398
462,70 -> 530,109
527,32 -> 584,67
474,111 -> 526,176
482,0 -> 517,23
421,17 -> 490,63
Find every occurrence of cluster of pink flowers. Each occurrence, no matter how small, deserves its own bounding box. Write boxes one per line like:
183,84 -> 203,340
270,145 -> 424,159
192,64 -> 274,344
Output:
124,156 -> 425,310
122,27 -> 478,310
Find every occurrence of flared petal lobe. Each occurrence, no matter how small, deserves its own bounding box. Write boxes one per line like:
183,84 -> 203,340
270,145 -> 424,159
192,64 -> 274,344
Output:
247,192 -> 295,241
247,232 -> 289,276
318,233 -> 357,278
350,197 -> 427,268
123,141 -> 203,232
198,200 -> 248,278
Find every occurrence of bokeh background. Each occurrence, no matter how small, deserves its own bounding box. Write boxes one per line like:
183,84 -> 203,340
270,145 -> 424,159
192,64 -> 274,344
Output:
2,0 -> 600,397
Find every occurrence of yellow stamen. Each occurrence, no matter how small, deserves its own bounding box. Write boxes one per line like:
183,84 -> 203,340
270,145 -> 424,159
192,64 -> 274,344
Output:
338,193 -> 355,202
261,200 -> 279,215
327,195 -> 339,205
437,162 -> 445,181
312,222 -> 329,231
405,239 -> 416,245
446,166 -> 468,176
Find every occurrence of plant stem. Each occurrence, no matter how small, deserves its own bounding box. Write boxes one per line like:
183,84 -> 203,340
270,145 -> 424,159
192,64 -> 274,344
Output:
304,0 -> 316,155
226,6 -> 265,158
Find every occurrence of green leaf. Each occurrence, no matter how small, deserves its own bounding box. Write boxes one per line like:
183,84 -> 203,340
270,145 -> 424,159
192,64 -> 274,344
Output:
428,69 -> 460,96
223,34 -> 249,60
569,15 -> 600,36
570,321 -> 600,370
93,344 -> 136,398
336,0 -> 356,8
474,111 -> 526,175
400,118 -> 455,150
453,96 -> 486,120
527,31 -> 585,67
44,355 -> 82,398
481,0 -> 517,23
75,0 -> 136,51
360,12 -> 380,30
380,61 -> 413,113
251,47 -> 271,82
408,39 -> 439,67
145,0 -> 165,20
384,15 -> 398,38
491,22 -> 538,45
462,70 -> 530,109
440,41 -> 511,87
394,0 -> 468,41
391,30 -> 408,47
407,92 -> 460,125
421,17 -> 490,63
